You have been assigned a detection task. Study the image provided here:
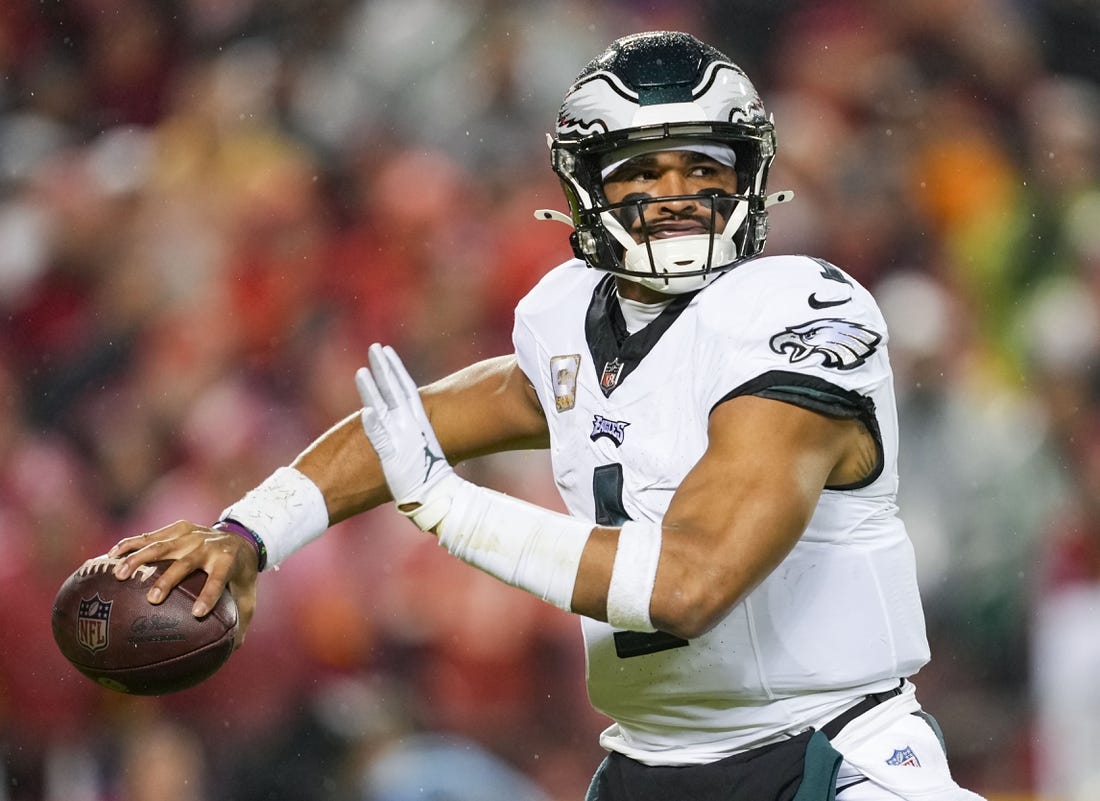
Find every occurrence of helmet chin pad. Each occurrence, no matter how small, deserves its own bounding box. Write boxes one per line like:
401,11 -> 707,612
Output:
600,196 -> 749,294
621,235 -> 737,293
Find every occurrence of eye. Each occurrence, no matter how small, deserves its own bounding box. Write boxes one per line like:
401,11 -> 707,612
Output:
614,167 -> 657,183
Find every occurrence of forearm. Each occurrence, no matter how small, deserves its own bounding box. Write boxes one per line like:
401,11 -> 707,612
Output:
292,411 -> 393,525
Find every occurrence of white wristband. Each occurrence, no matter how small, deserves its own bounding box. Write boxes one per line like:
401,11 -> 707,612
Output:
605,520 -> 662,632
221,466 -> 330,569
437,481 -> 591,612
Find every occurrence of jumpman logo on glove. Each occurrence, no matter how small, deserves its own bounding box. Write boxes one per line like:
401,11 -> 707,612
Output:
422,438 -> 447,483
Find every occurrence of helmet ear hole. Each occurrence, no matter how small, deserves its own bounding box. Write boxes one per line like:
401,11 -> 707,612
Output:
550,32 -> 781,288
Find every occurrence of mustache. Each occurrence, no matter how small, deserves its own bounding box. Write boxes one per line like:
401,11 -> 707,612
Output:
611,189 -> 736,231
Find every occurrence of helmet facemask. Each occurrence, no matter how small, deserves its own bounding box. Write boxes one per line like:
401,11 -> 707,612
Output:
609,189 -> 746,292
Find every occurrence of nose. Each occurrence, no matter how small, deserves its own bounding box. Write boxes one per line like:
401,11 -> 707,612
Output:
654,173 -> 697,214
655,170 -> 691,198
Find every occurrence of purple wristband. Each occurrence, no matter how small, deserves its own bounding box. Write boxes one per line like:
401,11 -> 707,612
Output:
213,519 -> 268,572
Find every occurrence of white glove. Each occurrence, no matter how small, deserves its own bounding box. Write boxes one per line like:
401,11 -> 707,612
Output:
356,344 -> 461,531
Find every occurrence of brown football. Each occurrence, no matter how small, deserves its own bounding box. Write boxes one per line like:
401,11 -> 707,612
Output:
51,554 -> 238,695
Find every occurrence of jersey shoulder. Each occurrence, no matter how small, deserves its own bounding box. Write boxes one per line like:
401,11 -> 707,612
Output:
695,254 -> 890,383
700,254 -> 886,335
515,258 -> 600,322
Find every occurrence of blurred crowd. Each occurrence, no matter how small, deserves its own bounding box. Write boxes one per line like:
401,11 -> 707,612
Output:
1,0 -> 1098,799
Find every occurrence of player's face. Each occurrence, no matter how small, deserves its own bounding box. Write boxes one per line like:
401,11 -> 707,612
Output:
601,150 -> 739,244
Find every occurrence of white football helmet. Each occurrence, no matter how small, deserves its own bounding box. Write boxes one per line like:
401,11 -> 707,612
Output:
542,31 -> 790,294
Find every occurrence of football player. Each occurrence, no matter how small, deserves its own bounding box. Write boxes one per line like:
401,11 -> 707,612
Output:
111,31 -> 986,801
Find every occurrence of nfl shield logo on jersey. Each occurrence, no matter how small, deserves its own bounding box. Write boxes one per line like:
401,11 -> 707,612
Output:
886,746 -> 921,767
600,359 -> 624,392
77,594 -> 112,654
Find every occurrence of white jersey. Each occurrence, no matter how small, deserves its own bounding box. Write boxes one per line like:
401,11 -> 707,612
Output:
512,254 -> 930,765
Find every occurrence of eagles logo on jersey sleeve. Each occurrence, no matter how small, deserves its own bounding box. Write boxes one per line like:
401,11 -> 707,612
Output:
707,255 -> 889,387
769,317 -> 881,371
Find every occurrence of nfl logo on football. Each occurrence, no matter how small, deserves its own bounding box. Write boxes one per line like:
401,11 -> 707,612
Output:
77,595 -> 112,654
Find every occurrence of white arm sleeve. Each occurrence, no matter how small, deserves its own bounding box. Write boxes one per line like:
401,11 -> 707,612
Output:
435,481 -> 662,629
605,520 -> 662,632
437,480 -> 592,611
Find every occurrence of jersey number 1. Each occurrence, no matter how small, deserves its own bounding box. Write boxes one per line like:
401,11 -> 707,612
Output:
593,464 -> 689,659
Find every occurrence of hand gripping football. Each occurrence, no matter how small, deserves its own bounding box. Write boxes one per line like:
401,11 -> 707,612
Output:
51,555 -> 239,695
